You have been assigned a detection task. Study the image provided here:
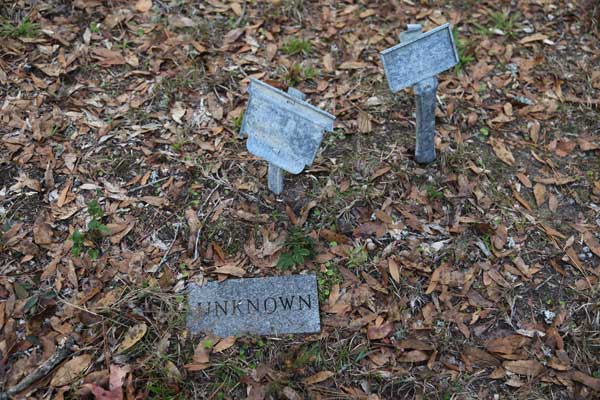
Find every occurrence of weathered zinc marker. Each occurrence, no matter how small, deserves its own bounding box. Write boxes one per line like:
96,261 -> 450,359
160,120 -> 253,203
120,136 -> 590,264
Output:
240,79 -> 335,194
187,275 -> 320,337
380,23 -> 458,164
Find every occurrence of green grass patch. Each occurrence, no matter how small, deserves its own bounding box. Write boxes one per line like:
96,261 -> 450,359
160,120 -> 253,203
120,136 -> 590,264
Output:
452,27 -> 475,72
281,37 -> 312,56
277,227 -> 315,269
317,262 -> 342,302
283,63 -> 319,86
71,199 -> 109,259
0,18 -> 40,38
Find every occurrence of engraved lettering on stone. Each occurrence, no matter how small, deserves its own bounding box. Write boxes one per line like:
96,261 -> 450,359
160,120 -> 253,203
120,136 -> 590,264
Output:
188,275 -> 320,336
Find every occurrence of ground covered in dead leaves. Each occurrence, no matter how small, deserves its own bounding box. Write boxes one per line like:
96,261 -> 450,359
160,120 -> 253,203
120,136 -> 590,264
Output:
1,0 -> 600,399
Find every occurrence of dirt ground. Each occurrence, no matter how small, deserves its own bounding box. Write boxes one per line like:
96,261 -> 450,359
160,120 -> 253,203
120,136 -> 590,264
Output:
1,0 -> 599,399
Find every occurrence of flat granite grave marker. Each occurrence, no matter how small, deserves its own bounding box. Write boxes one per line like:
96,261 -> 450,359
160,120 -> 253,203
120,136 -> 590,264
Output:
380,23 -> 459,164
240,79 -> 335,195
187,275 -> 320,337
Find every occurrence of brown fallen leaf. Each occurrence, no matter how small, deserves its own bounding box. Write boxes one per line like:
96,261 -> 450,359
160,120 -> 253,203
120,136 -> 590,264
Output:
530,121 -> 541,143
503,359 -> 544,376
388,258 -> 400,283
230,2 -> 242,15
353,222 -> 387,238
117,323 -> 147,353
578,136 -> 600,151
193,341 -> 211,364
519,33 -> 548,44
583,231 -> 600,258
425,264 -> 445,294
135,0 -> 152,12
490,367 -> 506,379
57,179 -> 72,208
296,200 -> 317,227
91,48 -> 126,67
512,187 -> 532,211
282,386 -> 302,400
541,224 -> 566,240
139,196 -> 168,207
533,183 -> 546,207
463,346 -> 500,367
398,350 -> 429,363
492,224 -> 508,250
339,61 -> 368,70
214,263 -> 246,277
485,335 -> 529,354
183,363 -> 210,371
223,28 -> 244,44
236,209 -> 269,223
33,214 -> 53,245
82,364 -> 128,400
566,370 -> 600,391
319,228 -> 350,245
565,247 -> 586,276
170,102 -> 186,124
323,53 -> 334,72
213,336 -> 236,353
108,222 -> 135,245
0,302 -> 5,330
513,256 -> 532,279
367,321 -> 394,340
303,371 -> 334,384
358,111 -> 372,133
515,172 -> 532,188
532,176 -> 577,185
371,166 -> 391,180
397,338 -> 434,351
489,138 -> 515,166
51,354 -> 92,387
547,358 -> 571,371
548,192 -> 558,212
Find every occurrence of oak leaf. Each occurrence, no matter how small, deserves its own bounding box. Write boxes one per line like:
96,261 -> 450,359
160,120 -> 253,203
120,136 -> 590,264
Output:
51,354 -> 92,387
303,371 -> 334,384
117,323 -> 147,353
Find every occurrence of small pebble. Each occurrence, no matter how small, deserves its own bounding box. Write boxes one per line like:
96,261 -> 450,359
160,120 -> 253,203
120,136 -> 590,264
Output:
543,310 -> 556,324
366,239 -> 376,251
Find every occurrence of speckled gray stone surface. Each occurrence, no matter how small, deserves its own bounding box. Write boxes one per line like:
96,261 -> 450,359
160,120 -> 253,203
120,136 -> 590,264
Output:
187,275 -> 320,337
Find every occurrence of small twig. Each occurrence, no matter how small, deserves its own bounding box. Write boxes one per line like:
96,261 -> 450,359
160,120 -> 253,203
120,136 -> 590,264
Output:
193,184 -> 221,261
336,199 -> 359,219
56,296 -> 128,328
203,174 -> 274,210
234,0 -> 247,27
157,223 -> 181,271
128,176 -> 171,193
206,381 -> 226,400
0,336 -> 76,400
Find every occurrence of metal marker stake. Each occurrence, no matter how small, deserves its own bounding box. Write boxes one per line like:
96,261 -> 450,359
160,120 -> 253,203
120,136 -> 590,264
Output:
267,164 -> 284,195
267,87 -> 307,195
242,79 -> 335,196
414,76 -> 438,164
399,24 -> 439,164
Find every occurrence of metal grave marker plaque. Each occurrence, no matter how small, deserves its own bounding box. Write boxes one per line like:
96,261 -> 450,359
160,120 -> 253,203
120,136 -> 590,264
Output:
380,23 -> 458,164
187,275 -> 320,337
240,78 -> 335,194
380,23 -> 458,93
